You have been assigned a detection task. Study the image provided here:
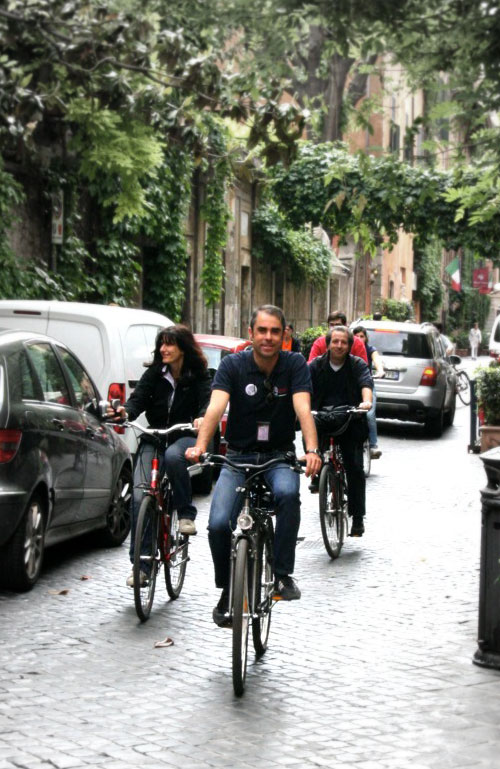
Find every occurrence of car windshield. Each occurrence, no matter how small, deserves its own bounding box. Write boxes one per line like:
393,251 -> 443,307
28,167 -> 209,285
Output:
202,347 -> 223,370
368,330 -> 431,358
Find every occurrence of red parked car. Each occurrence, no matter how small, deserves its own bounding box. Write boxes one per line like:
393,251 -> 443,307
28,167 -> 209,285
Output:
194,334 -> 252,455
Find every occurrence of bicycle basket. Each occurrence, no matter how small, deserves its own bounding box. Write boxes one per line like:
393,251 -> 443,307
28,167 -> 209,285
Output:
314,406 -> 350,436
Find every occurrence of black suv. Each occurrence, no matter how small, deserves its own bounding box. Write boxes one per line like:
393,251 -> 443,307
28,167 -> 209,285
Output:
0,329 -> 132,591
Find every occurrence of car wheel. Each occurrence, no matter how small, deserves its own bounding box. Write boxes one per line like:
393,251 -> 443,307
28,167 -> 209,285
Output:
98,466 -> 132,546
425,407 -> 444,437
444,393 -> 456,427
0,494 -> 46,591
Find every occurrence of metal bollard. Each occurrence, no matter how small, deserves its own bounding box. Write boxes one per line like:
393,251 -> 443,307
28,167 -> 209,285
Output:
473,446 -> 500,670
468,377 -> 480,454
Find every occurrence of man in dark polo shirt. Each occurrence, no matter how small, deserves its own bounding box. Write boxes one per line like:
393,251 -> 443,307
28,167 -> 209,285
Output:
309,325 -> 373,537
187,304 -> 322,625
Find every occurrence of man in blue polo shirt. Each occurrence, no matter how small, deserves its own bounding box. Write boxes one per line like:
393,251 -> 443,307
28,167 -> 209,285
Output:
187,305 -> 322,626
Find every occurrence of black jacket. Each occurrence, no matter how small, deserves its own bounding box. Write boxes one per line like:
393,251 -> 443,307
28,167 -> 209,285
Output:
125,363 -> 211,443
309,353 -> 372,442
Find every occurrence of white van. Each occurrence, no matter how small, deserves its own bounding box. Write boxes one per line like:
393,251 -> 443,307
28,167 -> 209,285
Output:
489,314 -> 500,359
0,300 -> 173,451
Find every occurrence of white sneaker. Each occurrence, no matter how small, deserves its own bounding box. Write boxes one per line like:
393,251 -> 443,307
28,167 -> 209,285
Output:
125,570 -> 148,588
178,518 -> 197,536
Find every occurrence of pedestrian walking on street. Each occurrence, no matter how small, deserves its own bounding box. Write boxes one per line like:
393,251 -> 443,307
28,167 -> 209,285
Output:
309,325 -> 373,537
353,325 -> 385,459
108,325 -> 211,587
187,304 -> 322,624
468,322 -> 482,360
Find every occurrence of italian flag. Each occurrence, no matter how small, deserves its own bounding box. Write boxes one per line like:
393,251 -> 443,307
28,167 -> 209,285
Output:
445,257 -> 461,292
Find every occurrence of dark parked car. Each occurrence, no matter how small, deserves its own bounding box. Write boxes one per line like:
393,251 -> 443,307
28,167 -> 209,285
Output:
0,329 -> 133,591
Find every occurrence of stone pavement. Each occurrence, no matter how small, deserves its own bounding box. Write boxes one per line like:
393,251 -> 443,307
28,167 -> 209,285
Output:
1,373 -> 500,769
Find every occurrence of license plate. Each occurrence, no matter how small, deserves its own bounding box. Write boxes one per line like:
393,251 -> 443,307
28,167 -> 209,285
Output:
384,370 -> 399,381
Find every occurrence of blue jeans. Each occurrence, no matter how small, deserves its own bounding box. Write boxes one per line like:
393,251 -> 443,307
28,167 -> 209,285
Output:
208,450 -> 301,589
367,388 -> 378,448
129,435 -> 197,563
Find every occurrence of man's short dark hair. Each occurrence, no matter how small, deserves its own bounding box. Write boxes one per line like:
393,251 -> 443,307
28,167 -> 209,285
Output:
250,304 -> 285,331
325,325 -> 353,351
327,310 -> 347,325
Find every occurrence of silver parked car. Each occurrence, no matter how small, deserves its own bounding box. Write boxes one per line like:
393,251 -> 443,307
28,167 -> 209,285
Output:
356,320 -> 459,436
0,329 -> 133,591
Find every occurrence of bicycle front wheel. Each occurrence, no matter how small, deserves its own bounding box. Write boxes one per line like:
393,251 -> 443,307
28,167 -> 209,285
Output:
252,525 -> 274,657
319,464 -> 345,559
456,369 -> 471,405
134,495 -> 160,622
164,507 -> 189,600
232,537 -> 250,697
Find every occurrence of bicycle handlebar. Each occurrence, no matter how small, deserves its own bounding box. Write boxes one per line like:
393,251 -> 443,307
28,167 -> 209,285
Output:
123,421 -> 195,437
199,451 -> 304,475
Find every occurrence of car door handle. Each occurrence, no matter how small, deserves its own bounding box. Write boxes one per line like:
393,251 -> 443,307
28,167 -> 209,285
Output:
52,418 -> 64,430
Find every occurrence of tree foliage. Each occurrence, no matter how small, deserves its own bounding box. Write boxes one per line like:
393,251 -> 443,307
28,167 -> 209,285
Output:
267,142 -> 500,263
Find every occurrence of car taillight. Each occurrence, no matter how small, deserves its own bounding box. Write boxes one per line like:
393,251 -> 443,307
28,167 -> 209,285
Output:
108,383 -> 126,434
420,367 -> 437,386
0,429 -> 22,463
220,413 -> 228,438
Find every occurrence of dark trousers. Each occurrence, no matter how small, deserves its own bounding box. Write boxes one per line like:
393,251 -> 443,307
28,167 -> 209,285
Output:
337,435 -> 366,519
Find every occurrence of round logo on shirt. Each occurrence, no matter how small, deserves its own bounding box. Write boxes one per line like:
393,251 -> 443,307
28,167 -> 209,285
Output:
245,383 -> 257,396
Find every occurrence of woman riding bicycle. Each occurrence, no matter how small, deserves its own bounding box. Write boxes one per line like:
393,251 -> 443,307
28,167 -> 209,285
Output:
110,325 -> 211,586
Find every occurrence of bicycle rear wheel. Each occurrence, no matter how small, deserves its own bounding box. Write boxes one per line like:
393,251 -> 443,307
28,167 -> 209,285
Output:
164,506 -> 189,600
134,495 -> 160,622
232,537 -> 250,697
456,369 -> 471,405
319,464 -> 345,559
252,525 -> 274,657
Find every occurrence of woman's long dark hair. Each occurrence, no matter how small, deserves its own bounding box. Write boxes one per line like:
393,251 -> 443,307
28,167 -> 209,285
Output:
148,325 -> 207,376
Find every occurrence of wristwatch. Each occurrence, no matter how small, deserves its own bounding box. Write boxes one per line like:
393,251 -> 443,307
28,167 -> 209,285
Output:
306,449 -> 321,456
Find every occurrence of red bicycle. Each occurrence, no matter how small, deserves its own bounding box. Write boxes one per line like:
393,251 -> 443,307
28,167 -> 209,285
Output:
125,421 -> 195,621
315,406 -> 365,559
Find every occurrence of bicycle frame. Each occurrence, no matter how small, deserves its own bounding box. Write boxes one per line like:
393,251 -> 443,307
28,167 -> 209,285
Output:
228,477 -> 275,623
122,419 -> 194,619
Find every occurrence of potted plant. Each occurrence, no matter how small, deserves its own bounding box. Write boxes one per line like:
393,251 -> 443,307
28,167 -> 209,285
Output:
476,361 -> 500,452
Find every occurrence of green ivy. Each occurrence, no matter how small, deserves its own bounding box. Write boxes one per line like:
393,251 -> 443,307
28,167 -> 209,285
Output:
132,146 -> 194,320
252,201 -> 331,287
200,119 -> 231,307
374,297 -> 414,322
299,325 -> 328,358
414,238 -> 444,321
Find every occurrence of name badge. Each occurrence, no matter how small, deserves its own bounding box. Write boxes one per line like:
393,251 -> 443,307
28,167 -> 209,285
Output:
257,422 -> 270,442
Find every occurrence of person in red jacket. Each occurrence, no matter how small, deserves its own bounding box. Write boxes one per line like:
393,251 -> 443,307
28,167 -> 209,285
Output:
308,311 -> 368,364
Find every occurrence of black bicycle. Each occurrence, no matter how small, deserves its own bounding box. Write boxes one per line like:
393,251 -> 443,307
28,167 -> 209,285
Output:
199,452 -> 302,696
455,367 -> 471,405
125,421 -> 195,621
315,406 -> 366,559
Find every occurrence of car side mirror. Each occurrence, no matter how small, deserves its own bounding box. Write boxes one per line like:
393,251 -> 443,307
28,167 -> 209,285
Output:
449,354 -> 462,366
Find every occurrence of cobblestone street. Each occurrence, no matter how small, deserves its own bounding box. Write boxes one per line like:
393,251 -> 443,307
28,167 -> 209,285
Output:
1,368 -> 500,769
